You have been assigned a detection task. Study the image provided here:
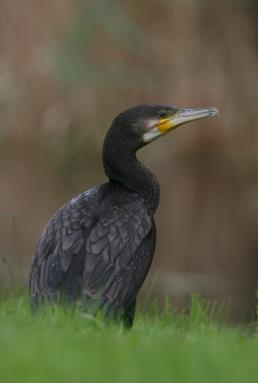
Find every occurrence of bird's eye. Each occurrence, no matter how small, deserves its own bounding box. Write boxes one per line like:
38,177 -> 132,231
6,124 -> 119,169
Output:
158,110 -> 169,118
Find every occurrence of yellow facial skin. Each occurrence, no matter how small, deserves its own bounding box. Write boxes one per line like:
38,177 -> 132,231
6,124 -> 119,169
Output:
156,117 -> 176,133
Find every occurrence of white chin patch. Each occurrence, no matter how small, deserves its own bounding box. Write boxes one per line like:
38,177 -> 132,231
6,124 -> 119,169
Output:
142,128 -> 161,144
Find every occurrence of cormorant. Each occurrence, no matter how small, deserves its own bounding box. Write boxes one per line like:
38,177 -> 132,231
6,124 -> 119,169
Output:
29,104 -> 218,327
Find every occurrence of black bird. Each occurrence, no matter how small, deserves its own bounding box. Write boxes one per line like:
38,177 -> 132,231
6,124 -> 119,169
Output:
29,104 -> 218,327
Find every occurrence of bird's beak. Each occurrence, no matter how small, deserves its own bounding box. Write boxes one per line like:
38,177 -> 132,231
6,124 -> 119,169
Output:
157,107 -> 219,134
142,106 -> 219,144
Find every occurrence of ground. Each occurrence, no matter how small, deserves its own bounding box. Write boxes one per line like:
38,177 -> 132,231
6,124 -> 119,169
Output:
0,295 -> 257,383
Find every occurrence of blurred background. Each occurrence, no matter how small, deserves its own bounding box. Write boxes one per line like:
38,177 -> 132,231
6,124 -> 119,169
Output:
0,0 -> 258,323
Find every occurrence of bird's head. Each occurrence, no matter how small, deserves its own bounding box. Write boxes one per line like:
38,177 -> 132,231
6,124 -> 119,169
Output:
109,104 -> 219,150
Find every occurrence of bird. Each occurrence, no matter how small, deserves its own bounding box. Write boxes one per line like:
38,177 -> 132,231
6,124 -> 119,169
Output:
29,104 -> 219,327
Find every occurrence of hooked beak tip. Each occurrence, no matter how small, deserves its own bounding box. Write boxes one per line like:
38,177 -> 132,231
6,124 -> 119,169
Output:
208,107 -> 220,117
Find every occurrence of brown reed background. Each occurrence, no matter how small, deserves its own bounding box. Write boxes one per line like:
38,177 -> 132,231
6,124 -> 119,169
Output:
0,0 -> 258,322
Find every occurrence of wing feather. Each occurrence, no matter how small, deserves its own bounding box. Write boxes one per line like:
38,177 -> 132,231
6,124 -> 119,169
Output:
29,186 -> 153,318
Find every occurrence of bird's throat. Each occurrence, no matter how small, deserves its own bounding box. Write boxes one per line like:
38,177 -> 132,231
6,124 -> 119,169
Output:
103,144 -> 160,213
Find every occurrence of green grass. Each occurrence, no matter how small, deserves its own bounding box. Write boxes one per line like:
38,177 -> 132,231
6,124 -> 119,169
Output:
0,295 -> 258,383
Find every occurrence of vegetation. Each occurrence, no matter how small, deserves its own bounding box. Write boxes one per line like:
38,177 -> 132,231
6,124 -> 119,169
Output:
0,295 -> 257,383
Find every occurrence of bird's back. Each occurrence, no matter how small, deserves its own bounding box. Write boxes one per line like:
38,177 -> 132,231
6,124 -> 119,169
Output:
29,182 -> 155,325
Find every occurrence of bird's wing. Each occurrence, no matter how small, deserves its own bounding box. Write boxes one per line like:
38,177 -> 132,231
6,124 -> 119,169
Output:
81,199 -> 152,315
29,188 -> 152,315
29,188 -> 98,308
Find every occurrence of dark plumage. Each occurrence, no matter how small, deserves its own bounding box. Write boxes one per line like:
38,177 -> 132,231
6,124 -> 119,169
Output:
29,104 -> 218,327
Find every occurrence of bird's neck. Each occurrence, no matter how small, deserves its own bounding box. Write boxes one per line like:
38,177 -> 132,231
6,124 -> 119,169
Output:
103,144 -> 160,214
